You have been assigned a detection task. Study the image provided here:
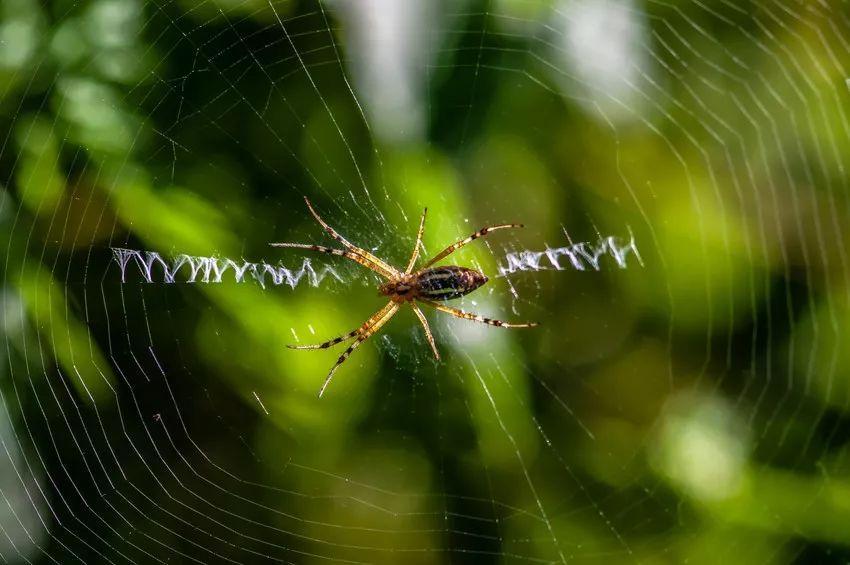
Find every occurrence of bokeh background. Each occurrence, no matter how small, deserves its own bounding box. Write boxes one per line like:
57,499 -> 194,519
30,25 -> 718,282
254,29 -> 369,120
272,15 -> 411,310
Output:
2,0 -> 850,563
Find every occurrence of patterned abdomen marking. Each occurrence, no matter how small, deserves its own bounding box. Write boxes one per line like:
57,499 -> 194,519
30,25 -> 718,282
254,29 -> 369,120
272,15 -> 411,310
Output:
414,266 -> 488,301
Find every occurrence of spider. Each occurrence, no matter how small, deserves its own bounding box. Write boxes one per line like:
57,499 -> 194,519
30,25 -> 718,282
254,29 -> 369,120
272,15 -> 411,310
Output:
271,197 -> 537,397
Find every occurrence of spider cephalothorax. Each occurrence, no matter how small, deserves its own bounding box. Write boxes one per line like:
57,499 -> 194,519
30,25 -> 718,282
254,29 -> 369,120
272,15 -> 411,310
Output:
272,197 -> 537,397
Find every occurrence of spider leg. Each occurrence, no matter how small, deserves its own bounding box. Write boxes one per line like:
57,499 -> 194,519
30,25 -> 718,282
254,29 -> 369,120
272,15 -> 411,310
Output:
302,197 -> 400,278
318,302 -> 400,398
288,300 -> 397,350
420,299 -> 538,328
405,208 -> 428,274
421,223 -> 523,269
270,242 -> 397,279
411,303 -> 439,360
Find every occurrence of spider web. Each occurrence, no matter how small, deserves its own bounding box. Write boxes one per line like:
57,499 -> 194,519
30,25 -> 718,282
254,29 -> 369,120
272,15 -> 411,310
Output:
1,0 -> 849,563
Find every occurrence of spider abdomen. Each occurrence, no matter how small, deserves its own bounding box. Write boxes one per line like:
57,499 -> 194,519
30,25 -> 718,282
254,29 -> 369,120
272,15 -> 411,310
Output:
413,266 -> 488,301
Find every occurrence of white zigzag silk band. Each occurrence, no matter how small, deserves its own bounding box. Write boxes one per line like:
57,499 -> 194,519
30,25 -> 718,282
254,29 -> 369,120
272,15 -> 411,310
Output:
111,233 -> 639,287
110,248 -> 342,288
497,233 -> 642,276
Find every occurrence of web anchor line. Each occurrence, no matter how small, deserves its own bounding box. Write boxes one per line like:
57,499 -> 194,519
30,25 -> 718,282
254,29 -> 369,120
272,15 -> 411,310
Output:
110,247 -> 342,288
497,231 -> 643,276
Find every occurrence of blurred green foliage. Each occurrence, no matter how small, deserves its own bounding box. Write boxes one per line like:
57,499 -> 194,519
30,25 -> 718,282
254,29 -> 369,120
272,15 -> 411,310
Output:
2,0 -> 850,563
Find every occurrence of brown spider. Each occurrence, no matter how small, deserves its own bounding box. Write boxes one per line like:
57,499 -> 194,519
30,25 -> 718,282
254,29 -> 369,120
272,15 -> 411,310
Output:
271,197 -> 538,397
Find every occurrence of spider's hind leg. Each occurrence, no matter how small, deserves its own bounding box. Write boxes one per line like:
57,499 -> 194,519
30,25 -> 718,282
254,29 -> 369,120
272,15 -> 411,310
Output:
411,303 -> 440,360
421,223 -> 523,269
405,208 -> 428,274
421,299 -> 538,328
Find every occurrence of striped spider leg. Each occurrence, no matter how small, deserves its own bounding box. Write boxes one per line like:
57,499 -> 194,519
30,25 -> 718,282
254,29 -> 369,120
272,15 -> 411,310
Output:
404,208 -> 441,360
286,295 -> 401,398
316,300 -> 400,397
273,199 -> 537,397
302,196 -> 399,278
413,220 -> 536,331
269,242 -> 398,279
287,300 -> 398,351
411,303 -> 439,360
420,222 -> 524,270
270,197 -> 400,280
405,207 -> 428,274
270,199 -> 400,395
421,299 -> 538,328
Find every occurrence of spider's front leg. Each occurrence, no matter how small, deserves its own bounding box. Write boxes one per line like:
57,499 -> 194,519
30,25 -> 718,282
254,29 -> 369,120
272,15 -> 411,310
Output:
288,300 -> 396,350
270,242 -> 397,280
301,197 -> 401,278
318,302 -> 400,397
